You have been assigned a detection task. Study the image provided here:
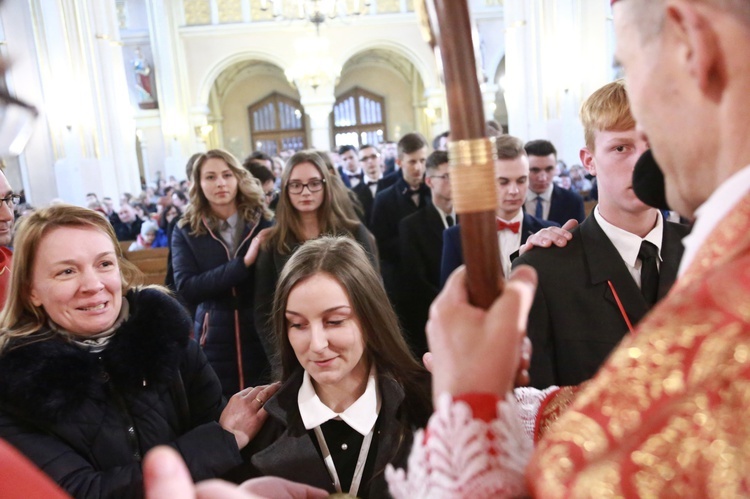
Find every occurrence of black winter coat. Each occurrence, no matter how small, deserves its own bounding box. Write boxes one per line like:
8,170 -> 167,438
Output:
172,214 -> 273,397
0,288 -> 242,499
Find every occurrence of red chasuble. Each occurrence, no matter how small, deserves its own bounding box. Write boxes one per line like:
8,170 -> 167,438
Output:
529,192 -> 750,497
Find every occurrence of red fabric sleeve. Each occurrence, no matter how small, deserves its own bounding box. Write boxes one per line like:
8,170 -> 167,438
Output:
0,439 -> 70,498
454,393 -> 502,422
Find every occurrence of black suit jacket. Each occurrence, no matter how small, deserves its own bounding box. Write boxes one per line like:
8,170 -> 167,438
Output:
440,213 -> 558,287
513,214 -> 690,388
352,181 -> 378,228
377,170 -> 399,192
370,176 -> 430,301
398,204 -> 448,356
546,184 -> 586,225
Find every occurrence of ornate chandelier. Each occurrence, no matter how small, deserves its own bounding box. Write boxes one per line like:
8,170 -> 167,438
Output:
260,0 -> 373,33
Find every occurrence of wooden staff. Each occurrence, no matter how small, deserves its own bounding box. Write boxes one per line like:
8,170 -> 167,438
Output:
419,0 -> 503,308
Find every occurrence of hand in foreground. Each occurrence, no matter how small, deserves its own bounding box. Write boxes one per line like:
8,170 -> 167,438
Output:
144,446 -> 328,499
426,265 -> 537,400
219,383 -> 280,449
244,228 -> 272,267
518,219 -> 578,256
422,335 -> 532,388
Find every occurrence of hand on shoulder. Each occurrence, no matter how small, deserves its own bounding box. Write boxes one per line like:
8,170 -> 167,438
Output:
518,219 -> 578,256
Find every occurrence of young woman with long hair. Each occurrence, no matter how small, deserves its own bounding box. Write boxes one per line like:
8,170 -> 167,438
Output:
254,150 -> 377,359
171,148 -> 273,397
228,236 -> 431,497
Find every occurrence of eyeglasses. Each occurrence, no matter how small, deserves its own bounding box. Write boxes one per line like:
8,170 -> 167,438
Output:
287,179 -> 325,194
0,90 -> 39,157
264,189 -> 277,199
429,173 -> 450,181
0,193 -> 22,207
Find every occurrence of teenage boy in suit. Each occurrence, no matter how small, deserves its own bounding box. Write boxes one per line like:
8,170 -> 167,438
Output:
399,150 -> 454,356
441,135 -> 557,286
513,79 -> 690,388
524,139 -> 586,225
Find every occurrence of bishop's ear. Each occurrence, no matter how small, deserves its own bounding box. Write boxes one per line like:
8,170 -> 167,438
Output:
665,1 -> 723,96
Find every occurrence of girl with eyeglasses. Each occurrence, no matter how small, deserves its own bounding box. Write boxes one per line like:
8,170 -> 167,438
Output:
254,151 -> 377,362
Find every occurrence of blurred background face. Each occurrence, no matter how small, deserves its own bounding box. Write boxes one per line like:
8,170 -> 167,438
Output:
383,143 -> 398,160
495,156 -> 529,220
165,206 -> 179,223
340,149 -> 359,174
288,162 -> 324,214
527,153 -> 557,194
171,192 -> 186,209
0,172 -> 15,246
398,147 -> 428,189
426,162 -> 451,205
200,158 -> 238,211
359,146 -> 382,179
118,204 -> 136,223
29,226 -> 123,337
262,180 -> 275,207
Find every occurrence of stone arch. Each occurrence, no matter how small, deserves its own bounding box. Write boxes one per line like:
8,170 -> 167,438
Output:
196,50 -> 290,108
338,40 -> 438,90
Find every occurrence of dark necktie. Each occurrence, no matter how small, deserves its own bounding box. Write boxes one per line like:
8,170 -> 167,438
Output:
638,240 -> 660,306
446,215 -> 454,227
534,196 -> 544,219
496,219 -> 520,233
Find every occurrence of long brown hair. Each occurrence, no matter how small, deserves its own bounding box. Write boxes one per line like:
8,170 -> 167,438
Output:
272,237 -> 432,423
180,149 -> 272,235
0,205 -> 142,353
264,151 -> 360,255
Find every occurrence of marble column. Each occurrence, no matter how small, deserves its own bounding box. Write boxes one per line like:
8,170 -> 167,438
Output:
503,0 -> 614,164
25,0 -> 141,204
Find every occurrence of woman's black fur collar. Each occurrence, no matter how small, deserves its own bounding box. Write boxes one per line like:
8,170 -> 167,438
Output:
0,288 -> 191,422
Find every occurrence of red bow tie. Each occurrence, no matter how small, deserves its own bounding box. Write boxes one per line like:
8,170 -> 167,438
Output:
496,219 -> 521,234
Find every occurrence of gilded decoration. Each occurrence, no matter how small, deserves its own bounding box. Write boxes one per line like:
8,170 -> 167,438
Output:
218,0 -> 243,23
184,0 -> 211,25
535,385 -> 579,442
529,192 -> 750,496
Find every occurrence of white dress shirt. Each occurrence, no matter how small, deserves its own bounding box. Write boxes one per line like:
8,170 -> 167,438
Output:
363,175 -> 380,198
497,211 -> 524,279
594,206 -> 664,288
434,204 -> 456,229
525,184 -> 554,220
298,368 -> 381,437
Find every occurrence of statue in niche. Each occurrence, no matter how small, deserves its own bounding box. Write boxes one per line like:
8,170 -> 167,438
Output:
133,47 -> 157,109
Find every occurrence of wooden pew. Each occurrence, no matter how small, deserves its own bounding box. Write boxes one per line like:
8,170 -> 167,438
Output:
122,246 -> 169,285
584,200 -> 598,217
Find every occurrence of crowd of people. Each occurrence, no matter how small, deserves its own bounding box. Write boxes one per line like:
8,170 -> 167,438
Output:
1,0 -> 750,496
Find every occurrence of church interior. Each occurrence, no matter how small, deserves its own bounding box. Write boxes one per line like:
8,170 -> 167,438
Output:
0,0 -> 616,206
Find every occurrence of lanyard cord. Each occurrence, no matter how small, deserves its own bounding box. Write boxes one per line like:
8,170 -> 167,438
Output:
607,280 -> 635,334
313,425 -> 374,497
